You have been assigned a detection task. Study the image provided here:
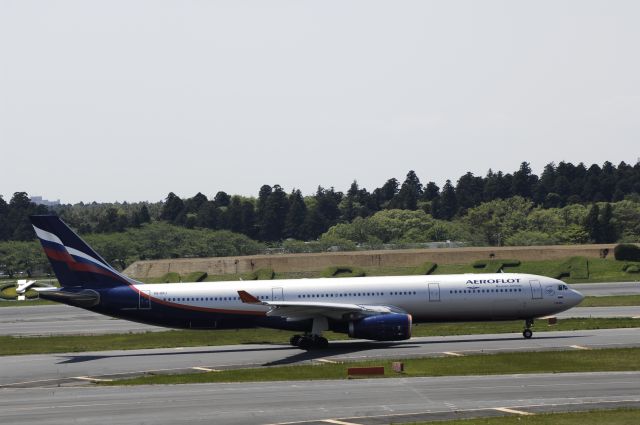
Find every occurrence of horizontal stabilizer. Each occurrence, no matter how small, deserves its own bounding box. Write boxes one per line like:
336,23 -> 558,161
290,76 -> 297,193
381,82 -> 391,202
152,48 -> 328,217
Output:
39,289 -> 101,308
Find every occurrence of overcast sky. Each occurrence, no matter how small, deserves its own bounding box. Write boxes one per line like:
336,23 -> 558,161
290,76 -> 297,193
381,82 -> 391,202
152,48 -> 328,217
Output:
1,1 -> 639,204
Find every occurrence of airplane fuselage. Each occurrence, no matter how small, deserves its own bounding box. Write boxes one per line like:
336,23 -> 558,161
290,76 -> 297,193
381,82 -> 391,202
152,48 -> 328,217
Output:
77,273 -> 583,333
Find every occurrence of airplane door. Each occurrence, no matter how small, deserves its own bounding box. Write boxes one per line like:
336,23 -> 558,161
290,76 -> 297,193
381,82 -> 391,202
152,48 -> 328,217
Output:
428,283 -> 440,302
272,287 -> 284,301
530,280 -> 543,300
139,290 -> 151,310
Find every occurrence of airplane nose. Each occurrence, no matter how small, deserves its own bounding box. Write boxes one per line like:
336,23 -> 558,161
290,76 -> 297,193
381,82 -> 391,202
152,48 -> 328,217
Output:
573,289 -> 585,306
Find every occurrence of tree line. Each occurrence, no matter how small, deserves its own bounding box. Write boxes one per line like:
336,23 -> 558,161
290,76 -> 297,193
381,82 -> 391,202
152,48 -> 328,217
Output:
2,160 -> 640,244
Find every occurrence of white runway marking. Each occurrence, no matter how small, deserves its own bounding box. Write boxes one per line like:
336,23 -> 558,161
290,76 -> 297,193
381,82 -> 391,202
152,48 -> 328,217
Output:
191,366 -> 220,372
493,407 -> 534,416
322,419 -> 362,425
570,345 -> 590,350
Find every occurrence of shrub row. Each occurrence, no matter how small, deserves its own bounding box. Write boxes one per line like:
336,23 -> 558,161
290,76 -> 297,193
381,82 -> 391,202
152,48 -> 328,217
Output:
246,268 -> 275,280
472,259 -> 521,273
614,244 -> 640,262
622,263 -> 640,274
321,266 -> 366,278
183,272 -> 208,282
414,262 -> 438,275
552,256 -> 589,280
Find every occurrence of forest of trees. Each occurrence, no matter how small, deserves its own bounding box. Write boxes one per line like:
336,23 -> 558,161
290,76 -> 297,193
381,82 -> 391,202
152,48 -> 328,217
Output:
2,160 -> 640,275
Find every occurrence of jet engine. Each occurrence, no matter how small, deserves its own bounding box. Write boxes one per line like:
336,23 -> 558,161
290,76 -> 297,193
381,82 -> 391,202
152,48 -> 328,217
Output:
348,313 -> 412,341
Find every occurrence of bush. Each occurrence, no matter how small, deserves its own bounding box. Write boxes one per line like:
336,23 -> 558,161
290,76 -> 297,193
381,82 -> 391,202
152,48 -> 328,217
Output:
321,266 -> 366,278
157,272 -> 181,283
247,268 -> 275,280
183,272 -> 208,282
552,256 -> 589,280
614,244 -> 640,262
0,283 -> 17,300
414,262 -> 437,275
472,259 -> 521,273
622,264 -> 640,274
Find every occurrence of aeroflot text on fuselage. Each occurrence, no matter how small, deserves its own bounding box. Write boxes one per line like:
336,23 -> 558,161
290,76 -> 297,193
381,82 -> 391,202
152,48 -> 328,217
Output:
466,278 -> 521,284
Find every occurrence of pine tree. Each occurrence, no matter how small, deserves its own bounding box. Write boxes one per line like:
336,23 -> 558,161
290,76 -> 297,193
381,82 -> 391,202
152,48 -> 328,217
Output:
395,170 -> 423,210
584,204 -> 601,243
423,182 -> 440,201
259,185 -> 289,241
439,180 -> 458,220
226,196 -> 244,233
213,191 -> 231,207
241,200 -> 257,238
160,192 -> 184,222
599,203 -> 616,243
284,189 -> 307,239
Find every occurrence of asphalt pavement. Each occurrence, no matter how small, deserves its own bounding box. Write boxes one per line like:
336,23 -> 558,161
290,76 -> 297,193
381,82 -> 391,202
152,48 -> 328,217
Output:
1,372 -> 638,425
2,327 -> 639,388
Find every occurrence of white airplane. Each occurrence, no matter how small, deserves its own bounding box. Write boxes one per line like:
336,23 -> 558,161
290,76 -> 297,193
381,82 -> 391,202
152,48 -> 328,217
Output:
30,215 -> 584,349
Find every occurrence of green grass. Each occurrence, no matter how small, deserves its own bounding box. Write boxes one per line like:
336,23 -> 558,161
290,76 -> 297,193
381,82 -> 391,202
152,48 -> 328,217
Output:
1,317 -> 637,356
101,347 -> 640,385
404,408 -> 640,425
0,299 -> 56,307
580,295 -> 640,307
163,258 -> 640,284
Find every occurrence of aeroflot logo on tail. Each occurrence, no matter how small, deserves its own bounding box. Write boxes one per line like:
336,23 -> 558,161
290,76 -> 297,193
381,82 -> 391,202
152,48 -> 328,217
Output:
466,278 -> 521,284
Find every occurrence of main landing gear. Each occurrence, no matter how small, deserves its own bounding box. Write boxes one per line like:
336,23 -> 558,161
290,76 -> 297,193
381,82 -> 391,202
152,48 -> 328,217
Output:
523,318 -> 534,339
290,334 -> 329,349
290,316 -> 330,350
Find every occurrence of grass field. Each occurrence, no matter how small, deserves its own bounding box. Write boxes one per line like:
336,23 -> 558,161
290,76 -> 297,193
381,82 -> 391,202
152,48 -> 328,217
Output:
403,409 -> 640,425
193,258 -> 640,283
101,347 -> 640,385
580,295 -> 640,307
1,317 -> 637,356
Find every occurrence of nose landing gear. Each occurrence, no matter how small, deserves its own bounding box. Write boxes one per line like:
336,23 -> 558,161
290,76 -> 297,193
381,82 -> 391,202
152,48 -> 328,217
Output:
523,318 -> 534,339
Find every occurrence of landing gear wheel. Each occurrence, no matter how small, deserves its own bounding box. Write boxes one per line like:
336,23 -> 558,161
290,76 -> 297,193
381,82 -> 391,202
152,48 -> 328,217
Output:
298,336 -> 313,350
523,329 -> 533,339
296,335 -> 329,350
314,336 -> 329,349
290,335 -> 302,347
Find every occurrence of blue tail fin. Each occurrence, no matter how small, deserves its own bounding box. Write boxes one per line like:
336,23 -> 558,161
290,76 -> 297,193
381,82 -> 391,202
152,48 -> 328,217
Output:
30,215 -> 137,288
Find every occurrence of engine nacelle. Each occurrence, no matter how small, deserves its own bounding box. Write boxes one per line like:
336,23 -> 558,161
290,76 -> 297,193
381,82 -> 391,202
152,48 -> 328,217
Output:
348,313 -> 412,341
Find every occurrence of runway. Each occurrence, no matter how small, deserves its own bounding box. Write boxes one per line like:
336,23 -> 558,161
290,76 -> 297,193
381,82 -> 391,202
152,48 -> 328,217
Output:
2,327 -> 639,388
2,303 -> 640,336
1,372 -> 639,425
572,281 -> 640,296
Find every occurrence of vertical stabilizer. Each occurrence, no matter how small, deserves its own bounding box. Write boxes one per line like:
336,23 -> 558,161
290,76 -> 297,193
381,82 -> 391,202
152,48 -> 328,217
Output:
30,215 -> 137,288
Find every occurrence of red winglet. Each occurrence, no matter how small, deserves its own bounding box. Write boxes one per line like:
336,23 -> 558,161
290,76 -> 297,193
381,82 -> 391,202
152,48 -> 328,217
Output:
238,290 -> 261,304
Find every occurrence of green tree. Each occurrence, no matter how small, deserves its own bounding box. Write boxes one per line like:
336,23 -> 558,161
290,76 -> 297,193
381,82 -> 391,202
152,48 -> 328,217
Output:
225,196 -> 244,234
213,191 -> 231,207
394,170 -> 423,210
240,200 -> 257,239
599,203 -> 616,243
584,204 -> 601,243
455,172 -> 484,213
259,185 -> 289,241
423,182 -> 440,201
160,192 -> 184,222
284,189 -> 306,239
438,180 -> 458,220
465,197 -> 533,246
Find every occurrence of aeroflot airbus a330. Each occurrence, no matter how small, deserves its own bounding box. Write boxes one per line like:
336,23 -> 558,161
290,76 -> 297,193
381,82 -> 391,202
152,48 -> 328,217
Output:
26,215 -> 584,349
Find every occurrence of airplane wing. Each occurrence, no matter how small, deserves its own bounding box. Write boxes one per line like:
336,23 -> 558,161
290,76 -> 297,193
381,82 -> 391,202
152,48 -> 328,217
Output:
238,290 -> 403,321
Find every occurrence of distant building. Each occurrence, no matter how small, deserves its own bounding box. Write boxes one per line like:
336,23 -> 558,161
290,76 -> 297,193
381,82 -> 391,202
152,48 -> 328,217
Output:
30,196 -> 61,206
